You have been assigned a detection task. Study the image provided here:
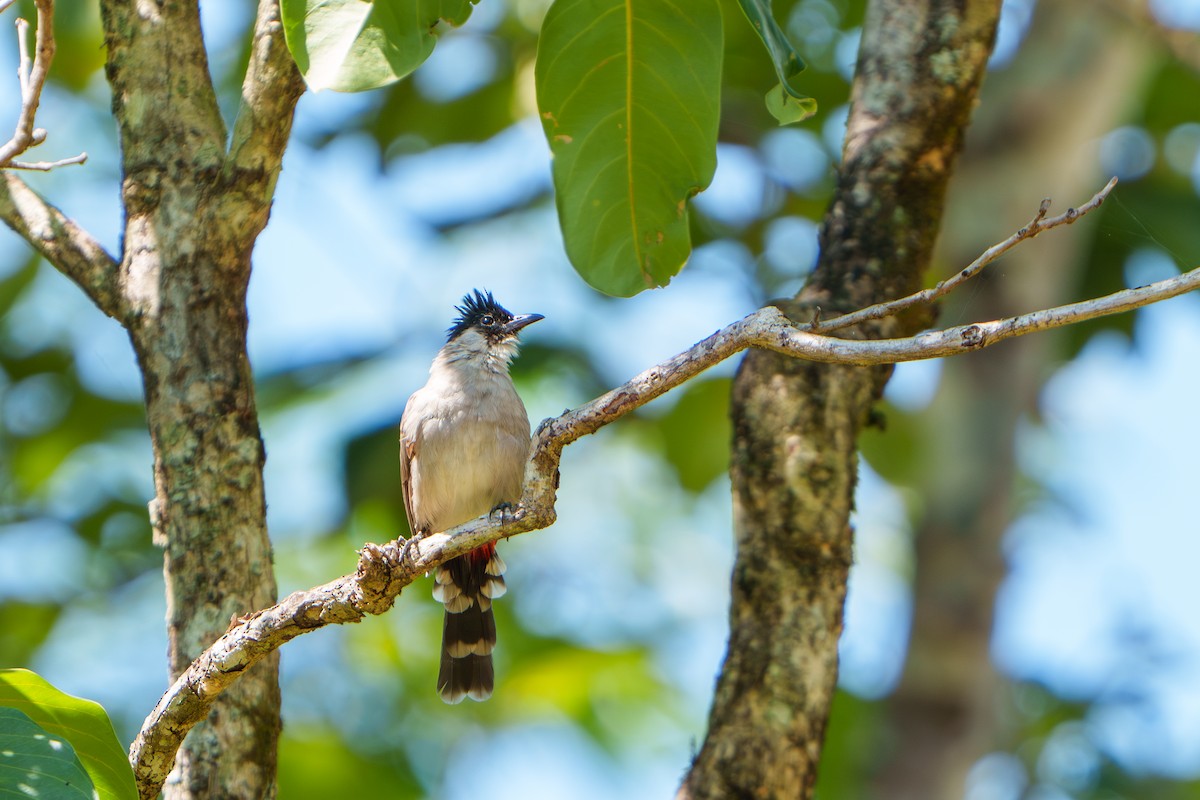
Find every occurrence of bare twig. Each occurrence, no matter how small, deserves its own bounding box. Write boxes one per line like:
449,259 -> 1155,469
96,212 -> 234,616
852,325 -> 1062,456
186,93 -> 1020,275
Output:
817,176 -> 1118,334
0,0 -> 87,170
0,0 -> 114,319
0,1 -> 113,316
8,152 -> 88,170
127,182 -> 1200,800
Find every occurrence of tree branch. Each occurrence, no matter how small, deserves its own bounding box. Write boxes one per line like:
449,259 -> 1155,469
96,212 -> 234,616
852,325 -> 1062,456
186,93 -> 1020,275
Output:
0,172 -> 122,319
7,152 -> 88,170
127,183 -> 1200,797
228,0 -> 304,168
814,176 -> 1119,333
0,0 -> 87,170
221,0 -> 304,238
0,0 -> 116,315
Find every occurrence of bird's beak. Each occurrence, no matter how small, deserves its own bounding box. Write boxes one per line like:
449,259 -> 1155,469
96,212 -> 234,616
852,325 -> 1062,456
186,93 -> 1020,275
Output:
503,313 -> 544,336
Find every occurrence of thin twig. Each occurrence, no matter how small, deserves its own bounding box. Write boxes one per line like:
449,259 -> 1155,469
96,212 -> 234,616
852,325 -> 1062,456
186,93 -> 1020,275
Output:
0,2 -> 114,316
0,0 -> 86,170
16,16 -> 32,100
8,152 -> 88,170
126,181 -> 1200,800
816,176 -> 1118,333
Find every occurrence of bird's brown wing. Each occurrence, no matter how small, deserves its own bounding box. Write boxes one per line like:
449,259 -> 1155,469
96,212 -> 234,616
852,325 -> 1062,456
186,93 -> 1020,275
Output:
399,421 -> 419,536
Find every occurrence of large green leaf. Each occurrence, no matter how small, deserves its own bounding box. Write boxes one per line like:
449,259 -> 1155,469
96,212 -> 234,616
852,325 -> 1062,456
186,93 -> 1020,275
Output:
736,0 -> 817,124
536,0 -> 723,296
280,0 -> 478,93
0,707 -> 97,800
0,670 -> 137,800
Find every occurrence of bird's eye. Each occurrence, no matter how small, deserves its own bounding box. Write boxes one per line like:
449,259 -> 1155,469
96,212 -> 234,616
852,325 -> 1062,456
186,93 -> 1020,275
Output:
480,315 -> 495,326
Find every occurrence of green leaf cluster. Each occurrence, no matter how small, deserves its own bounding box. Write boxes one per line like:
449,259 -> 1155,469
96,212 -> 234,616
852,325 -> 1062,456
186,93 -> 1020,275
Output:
279,0 -> 816,296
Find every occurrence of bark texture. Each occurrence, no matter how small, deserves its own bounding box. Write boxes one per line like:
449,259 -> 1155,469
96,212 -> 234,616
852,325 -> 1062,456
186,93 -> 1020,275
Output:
96,2 -> 304,797
873,4 -> 1156,797
679,2 -> 1001,797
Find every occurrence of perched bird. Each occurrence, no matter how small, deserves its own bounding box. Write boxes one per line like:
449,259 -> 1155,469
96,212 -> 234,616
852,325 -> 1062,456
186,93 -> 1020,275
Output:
399,290 -> 543,703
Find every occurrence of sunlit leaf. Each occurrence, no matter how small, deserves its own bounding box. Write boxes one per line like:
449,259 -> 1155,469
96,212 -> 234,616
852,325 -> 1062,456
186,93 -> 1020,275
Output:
0,707 -> 96,800
280,0 -> 479,92
736,0 -> 817,124
0,670 -> 138,800
536,0 -> 723,296
765,80 -> 818,125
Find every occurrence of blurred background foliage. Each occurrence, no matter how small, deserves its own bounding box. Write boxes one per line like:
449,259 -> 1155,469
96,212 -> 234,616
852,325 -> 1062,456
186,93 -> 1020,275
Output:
1,0 -> 1199,798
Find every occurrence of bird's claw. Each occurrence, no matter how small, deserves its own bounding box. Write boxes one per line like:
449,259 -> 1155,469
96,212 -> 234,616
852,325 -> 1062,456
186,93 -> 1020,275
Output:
400,530 -> 426,567
489,502 -> 517,526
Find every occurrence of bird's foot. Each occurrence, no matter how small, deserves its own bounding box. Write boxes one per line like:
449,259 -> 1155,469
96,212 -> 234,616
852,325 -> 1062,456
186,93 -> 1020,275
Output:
489,502 -> 517,526
400,530 -> 427,567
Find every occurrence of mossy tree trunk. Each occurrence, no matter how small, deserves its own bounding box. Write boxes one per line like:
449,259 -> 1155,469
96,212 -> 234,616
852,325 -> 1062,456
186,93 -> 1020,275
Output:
679,2 -> 1001,797
95,2 -> 303,797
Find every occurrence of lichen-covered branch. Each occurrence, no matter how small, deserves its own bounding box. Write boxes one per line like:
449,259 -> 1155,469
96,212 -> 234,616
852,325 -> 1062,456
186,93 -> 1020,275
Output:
0,1 -> 302,796
127,180 -> 1200,797
221,0 -> 304,240
4,1 -> 289,798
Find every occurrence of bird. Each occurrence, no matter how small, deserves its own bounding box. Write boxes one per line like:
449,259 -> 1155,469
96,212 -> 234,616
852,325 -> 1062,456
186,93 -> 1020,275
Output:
399,289 -> 543,704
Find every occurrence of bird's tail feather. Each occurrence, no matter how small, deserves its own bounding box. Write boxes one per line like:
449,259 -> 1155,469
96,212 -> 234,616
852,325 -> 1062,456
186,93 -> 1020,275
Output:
434,546 -> 506,703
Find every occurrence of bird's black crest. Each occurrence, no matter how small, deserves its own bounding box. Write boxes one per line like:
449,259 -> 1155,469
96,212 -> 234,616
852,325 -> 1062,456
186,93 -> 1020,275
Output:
447,289 -> 513,341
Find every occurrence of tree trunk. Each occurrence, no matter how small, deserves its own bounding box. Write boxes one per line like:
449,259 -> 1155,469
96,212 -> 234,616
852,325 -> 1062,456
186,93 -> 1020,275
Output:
98,2 -> 302,797
872,3 -> 1156,796
679,1 -> 1001,797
